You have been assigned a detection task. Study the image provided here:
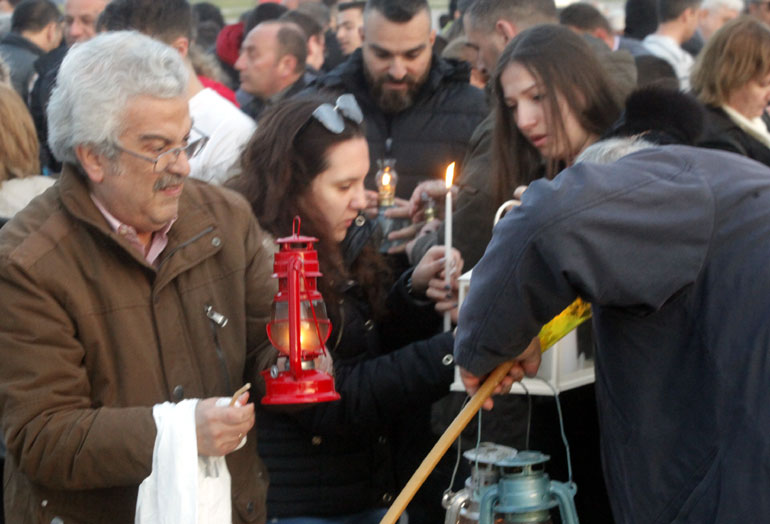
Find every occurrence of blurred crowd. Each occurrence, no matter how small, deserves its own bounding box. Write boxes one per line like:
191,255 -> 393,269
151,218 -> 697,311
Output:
1,0 -> 770,523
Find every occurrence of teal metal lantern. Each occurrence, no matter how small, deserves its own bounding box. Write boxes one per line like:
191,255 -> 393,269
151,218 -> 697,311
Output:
478,450 -> 578,524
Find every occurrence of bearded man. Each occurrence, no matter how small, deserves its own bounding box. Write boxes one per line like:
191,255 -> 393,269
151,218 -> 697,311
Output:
313,0 -> 486,198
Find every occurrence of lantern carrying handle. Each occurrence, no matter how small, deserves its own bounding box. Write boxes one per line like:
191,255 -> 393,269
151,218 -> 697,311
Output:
293,216 -> 301,237
303,273 -> 330,358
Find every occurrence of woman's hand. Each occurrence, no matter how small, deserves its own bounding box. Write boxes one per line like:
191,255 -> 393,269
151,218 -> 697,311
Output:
407,180 -> 458,222
412,246 -> 464,321
411,246 -> 463,294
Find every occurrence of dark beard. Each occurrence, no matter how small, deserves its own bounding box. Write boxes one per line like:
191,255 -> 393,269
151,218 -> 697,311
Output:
364,66 -> 428,114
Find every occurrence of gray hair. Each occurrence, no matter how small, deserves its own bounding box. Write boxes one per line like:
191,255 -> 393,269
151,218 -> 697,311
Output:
575,136 -> 656,165
48,31 -> 189,165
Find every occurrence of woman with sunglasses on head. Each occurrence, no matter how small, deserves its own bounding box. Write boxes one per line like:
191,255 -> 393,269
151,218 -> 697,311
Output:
229,94 -> 461,524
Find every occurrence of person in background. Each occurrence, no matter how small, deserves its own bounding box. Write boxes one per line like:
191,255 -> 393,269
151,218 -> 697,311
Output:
624,0 -> 659,40
746,0 -> 770,26
313,0 -> 486,201
0,30 -> 277,523
335,0 -> 364,56
643,0 -> 702,90
0,0 -> 18,37
0,82 -> 54,222
0,83 -> 56,224
192,1 -> 225,52
233,2 -> 289,107
100,0 -> 257,185
235,19 -> 309,121
463,0 -> 557,83
440,35 -> 488,89
0,0 -> 61,102
635,52 -> 679,87
229,93 -> 460,524
681,0 -> 742,54
692,16 -> 770,166
29,0 -> 108,175
295,1 -> 334,70
408,0 -> 559,268
698,0 -> 742,39
281,9 -> 326,74
215,19 -> 246,88
560,1 -> 651,57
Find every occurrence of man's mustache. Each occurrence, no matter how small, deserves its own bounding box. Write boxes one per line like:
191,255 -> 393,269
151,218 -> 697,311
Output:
154,174 -> 185,191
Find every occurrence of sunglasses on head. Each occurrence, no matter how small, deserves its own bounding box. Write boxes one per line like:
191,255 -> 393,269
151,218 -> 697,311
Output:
311,94 -> 364,134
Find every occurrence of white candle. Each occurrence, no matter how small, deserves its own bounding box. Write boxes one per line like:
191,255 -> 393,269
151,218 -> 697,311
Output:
444,162 -> 455,332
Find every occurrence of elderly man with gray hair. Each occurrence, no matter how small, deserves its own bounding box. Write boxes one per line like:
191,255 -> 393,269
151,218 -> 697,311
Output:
0,30 -> 277,523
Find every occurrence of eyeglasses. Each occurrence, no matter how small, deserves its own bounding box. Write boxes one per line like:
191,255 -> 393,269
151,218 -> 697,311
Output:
311,94 -> 364,134
114,134 -> 209,173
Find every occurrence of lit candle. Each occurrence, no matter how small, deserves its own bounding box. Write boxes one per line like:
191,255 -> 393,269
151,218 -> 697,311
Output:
376,161 -> 396,207
444,162 -> 455,332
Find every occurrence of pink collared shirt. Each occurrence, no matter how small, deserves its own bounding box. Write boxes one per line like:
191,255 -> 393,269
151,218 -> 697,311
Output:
90,194 -> 175,266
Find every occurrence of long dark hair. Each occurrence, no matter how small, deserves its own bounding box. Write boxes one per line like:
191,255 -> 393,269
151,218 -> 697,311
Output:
491,24 -> 621,206
230,95 -> 390,321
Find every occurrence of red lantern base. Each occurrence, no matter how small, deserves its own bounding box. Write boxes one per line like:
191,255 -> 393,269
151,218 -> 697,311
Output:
261,368 -> 341,404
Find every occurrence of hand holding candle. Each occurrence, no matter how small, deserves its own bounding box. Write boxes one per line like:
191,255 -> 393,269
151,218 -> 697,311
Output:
443,162 -> 455,332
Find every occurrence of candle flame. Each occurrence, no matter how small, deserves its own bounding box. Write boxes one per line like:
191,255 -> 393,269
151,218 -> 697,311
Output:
445,162 -> 455,189
382,171 -> 391,186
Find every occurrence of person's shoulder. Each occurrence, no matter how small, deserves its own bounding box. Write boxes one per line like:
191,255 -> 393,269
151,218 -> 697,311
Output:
181,179 -> 260,236
698,106 -> 748,153
311,51 -> 364,91
429,58 -> 485,102
184,178 -> 251,212
0,183 -> 69,271
182,181 -> 272,251
619,36 -> 651,57
190,88 -> 255,133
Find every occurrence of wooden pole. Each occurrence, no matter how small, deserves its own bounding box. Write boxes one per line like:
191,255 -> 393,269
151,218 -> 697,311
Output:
380,298 -> 592,524
379,360 -> 516,524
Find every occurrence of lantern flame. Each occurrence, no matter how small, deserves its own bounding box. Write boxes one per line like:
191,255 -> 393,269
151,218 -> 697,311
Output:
382,171 -> 391,187
445,162 -> 455,189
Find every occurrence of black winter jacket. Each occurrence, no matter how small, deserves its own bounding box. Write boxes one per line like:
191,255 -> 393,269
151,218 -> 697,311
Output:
698,105 -> 770,168
257,217 -> 455,518
311,50 -> 487,198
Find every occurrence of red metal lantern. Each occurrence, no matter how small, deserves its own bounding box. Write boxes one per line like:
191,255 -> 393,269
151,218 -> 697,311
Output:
261,217 -> 341,404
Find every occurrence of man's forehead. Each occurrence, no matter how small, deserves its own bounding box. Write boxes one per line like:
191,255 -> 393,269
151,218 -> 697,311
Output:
247,24 -> 280,49
465,21 -> 499,51
363,10 -> 431,50
340,8 -> 364,21
120,96 -> 192,141
65,0 -> 107,16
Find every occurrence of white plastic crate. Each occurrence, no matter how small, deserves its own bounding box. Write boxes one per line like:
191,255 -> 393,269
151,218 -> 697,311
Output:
452,269 -> 595,396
